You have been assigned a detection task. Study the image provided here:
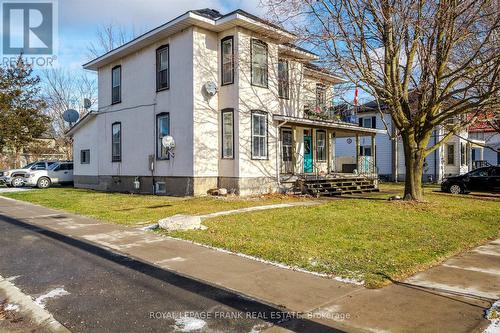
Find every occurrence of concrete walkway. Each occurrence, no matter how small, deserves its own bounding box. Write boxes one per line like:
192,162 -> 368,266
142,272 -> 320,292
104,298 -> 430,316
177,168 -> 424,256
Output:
0,196 -> 497,333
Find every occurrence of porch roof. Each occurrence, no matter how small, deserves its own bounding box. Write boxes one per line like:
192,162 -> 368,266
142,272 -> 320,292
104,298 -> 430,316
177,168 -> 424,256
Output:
273,115 -> 385,138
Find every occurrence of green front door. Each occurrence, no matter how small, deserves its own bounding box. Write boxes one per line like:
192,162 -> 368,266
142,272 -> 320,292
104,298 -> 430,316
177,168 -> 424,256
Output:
304,136 -> 313,173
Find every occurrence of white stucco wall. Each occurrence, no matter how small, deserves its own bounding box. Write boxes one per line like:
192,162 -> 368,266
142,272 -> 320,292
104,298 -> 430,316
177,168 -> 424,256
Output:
78,28 -> 195,178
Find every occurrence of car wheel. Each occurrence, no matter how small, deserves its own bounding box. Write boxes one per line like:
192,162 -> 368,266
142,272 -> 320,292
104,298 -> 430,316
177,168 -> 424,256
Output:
11,176 -> 24,188
37,177 -> 51,189
449,184 -> 462,194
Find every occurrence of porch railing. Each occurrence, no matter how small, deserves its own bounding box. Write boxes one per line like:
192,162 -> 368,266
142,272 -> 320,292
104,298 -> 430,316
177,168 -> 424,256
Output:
303,101 -> 357,124
472,160 -> 492,169
358,156 -> 379,179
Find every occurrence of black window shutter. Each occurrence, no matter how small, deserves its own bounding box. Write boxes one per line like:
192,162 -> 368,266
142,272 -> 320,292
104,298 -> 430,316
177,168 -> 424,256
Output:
359,146 -> 363,156
359,117 -> 363,127
372,116 -> 377,128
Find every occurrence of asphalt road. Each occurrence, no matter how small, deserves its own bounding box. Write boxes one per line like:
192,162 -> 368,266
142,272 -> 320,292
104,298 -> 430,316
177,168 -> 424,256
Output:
0,213 -> 337,333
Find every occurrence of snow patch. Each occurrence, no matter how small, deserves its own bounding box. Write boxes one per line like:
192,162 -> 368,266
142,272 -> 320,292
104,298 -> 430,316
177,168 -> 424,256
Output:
484,300 -> 500,333
34,288 -> 70,309
249,323 -> 272,333
173,316 -> 206,332
5,275 -> 21,282
5,303 -> 20,312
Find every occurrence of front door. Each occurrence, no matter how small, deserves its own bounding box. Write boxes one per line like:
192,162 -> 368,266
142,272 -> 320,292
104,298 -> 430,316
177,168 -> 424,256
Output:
304,136 -> 313,173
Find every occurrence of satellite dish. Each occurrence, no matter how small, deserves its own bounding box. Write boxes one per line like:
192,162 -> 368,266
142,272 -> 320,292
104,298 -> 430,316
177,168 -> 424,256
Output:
162,136 -> 176,150
204,81 -> 218,96
63,109 -> 80,124
83,98 -> 92,109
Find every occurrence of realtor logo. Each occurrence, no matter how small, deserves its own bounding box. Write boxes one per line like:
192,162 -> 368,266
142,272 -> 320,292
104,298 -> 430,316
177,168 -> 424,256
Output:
2,1 -> 55,55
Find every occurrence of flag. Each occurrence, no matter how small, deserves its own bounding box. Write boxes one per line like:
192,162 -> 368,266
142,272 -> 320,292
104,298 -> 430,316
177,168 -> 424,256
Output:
354,86 -> 359,106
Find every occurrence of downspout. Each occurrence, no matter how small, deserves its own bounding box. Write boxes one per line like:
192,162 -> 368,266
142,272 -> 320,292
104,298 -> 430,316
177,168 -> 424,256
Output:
275,120 -> 289,190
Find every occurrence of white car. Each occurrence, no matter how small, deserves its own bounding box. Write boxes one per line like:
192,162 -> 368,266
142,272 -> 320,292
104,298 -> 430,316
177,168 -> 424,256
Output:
25,161 -> 74,189
0,161 -> 58,187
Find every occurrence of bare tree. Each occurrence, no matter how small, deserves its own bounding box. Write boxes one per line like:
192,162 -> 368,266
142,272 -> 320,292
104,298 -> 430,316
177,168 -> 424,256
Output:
87,23 -> 137,59
42,69 -> 97,159
266,0 -> 500,200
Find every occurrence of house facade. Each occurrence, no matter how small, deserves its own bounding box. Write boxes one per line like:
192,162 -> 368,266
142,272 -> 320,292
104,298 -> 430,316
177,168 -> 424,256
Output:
68,9 -> 380,196
336,102 -> 487,182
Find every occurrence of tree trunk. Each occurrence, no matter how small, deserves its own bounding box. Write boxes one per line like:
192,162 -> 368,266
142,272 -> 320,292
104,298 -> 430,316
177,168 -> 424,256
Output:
402,134 -> 426,201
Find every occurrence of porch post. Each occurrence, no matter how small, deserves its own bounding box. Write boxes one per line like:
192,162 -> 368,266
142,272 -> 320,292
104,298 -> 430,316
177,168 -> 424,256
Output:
480,147 -> 484,160
292,127 -> 297,174
331,131 -> 336,173
371,134 -> 376,174
355,134 -> 360,173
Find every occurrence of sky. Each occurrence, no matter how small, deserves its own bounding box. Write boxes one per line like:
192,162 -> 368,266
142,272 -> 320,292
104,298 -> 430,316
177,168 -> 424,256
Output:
55,0 -> 265,71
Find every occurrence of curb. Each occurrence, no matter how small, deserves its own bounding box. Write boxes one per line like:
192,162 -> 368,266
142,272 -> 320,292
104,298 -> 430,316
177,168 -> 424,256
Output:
0,275 -> 71,333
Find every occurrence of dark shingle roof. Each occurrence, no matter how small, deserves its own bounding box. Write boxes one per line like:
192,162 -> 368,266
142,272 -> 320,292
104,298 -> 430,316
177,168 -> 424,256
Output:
191,8 -> 223,20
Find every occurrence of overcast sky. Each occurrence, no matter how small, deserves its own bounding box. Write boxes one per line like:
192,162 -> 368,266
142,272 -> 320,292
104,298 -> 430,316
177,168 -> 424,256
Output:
56,0 -> 265,70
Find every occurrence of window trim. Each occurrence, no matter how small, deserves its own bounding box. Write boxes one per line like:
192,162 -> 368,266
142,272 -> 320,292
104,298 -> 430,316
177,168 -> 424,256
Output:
156,112 -> 170,160
221,36 -> 234,86
250,39 -> 268,88
111,122 -> 122,162
80,149 -> 90,164
316,130 -> 327,162
316,83 -> 326,107
111,65 -> 122,105
221,108 -> 234,159
278,58 -> 290,99
251,110 -> 269,160
156,45 -> 170,92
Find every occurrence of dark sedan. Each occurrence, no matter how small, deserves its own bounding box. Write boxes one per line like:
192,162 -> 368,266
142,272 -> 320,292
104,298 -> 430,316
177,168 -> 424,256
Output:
441,166 -> 500,194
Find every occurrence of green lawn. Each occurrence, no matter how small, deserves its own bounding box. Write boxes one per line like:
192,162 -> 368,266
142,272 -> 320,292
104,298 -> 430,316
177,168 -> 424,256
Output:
166,184 -> 500,287
2,185 -> 499,287
0,187 -> 305,226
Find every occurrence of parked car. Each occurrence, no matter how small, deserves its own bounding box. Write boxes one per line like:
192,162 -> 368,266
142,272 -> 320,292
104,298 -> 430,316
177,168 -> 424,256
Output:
441,166 -> 500,194
0,161 -> 58,187
24,161 -> 74,189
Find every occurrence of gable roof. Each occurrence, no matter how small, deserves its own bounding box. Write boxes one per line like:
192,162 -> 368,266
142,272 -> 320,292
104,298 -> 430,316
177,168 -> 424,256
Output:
83,8 -> 296,71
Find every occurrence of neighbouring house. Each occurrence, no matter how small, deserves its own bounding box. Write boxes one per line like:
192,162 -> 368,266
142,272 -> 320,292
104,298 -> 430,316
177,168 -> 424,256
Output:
468,115 -> 500,167
336,100 -> 487,182
68,8 -> 382,196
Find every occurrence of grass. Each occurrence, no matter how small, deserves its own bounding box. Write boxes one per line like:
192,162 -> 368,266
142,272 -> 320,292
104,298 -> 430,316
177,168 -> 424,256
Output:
2,184 -> 499,287
165,184 -> 500,287
0,187 -> 305,226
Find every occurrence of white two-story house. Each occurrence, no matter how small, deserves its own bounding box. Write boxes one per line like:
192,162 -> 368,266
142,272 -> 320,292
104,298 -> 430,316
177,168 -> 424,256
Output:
68,8 -> 381,196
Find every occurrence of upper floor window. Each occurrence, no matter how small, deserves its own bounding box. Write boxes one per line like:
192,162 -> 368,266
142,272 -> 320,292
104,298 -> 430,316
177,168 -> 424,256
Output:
221,109 -> 234,158
359,116 -> 377,129
112,122 -> 122,162
111,66 -> 121,104
221,36 -> 234,85
156,45 -> 169,91
251,111 -> 268,159
278,59 -> 289,99
251,39 -> 268,88
316,83 -> 326,107
156,113 -> 170,159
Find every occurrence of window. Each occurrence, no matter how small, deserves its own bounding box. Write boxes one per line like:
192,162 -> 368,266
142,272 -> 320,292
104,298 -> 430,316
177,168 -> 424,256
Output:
359,116 -> 377,128
31,162 -> 48,170
446,144 -> 455,165
316,84 -> 326,107
469,168 -> 489,177
156,45 -> 169,91
251,111 -> 268,159
81,150 -> 90,164
156,113 -> 170,159
281,129 -> 292,162
112,122 -> 122,162
461,142 -> 467,166
221,109 -> 234,158
278,59 -> 289,99
251,39 -> 268,88
316,130 -> 326,161
111,66 -> 121,104
221,37 -> 234,85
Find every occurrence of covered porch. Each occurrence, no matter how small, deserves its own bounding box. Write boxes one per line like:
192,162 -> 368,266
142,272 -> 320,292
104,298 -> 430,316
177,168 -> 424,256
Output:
274,115 -> 383,181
